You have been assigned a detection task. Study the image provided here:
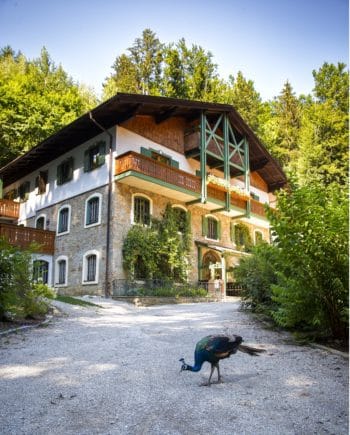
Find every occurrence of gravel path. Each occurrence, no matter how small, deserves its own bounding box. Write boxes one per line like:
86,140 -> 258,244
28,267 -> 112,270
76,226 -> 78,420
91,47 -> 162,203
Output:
0,298 -> 348,435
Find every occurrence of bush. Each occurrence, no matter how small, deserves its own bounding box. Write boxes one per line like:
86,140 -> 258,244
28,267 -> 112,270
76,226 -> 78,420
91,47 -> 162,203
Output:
138,285 -> 208,298
0,239 -> 54,320
234,243 -> 280,312
268,181 -> 348,339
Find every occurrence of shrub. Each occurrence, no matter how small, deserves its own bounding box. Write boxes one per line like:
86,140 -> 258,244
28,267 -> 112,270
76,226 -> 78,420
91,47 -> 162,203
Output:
234,243 -> 280,311
0,239 -> 54,320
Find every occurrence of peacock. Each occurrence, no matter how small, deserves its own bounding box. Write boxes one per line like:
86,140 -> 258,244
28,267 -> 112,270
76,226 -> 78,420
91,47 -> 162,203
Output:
179,334 -> 265,386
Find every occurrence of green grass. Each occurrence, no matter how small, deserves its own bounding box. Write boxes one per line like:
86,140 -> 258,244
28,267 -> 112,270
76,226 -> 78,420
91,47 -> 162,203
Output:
55,295 -> 103,308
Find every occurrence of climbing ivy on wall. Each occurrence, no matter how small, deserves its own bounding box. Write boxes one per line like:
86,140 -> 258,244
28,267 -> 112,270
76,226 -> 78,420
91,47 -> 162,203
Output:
231,222 -> 252,252
122,203 -> 192,281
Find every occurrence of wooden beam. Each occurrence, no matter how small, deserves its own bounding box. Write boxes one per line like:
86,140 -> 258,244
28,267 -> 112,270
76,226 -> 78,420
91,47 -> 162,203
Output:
154,106 -> 177,124
116,104 -> 142,124
250,157 -> 269,172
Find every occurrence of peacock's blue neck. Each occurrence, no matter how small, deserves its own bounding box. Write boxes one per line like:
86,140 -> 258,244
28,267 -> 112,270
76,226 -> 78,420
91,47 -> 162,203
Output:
187,352 -> 206,372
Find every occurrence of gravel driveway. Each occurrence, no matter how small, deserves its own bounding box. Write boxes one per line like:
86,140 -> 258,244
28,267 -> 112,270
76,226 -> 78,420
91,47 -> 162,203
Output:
0,298 -> 348,435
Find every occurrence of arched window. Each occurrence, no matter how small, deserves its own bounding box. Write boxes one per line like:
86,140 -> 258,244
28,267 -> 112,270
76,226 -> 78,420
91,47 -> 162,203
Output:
172,206 -> 188,234
255,230 -> 264,245
33,260 -> 49,284
133,194 -> 151,226
55,256 -> 68,286
35,215 -> 46,230
85,193 -> 102,227
82,250 -> 99,284
57,205 -> 71,235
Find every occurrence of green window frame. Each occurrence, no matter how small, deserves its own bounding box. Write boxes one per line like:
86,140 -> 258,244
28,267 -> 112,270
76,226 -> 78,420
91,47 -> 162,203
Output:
84,141 -> 106,172
57,157 -> 74,185
202,215 -> 221,240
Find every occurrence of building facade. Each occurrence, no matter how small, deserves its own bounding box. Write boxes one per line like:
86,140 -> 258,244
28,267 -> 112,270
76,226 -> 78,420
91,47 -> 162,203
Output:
0,94 -> 287,297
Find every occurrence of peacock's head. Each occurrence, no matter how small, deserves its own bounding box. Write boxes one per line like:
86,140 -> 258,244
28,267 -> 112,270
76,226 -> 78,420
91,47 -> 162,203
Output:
179,358 -> 188,372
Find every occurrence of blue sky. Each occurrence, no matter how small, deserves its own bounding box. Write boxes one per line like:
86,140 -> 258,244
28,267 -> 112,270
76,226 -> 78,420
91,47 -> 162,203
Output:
0,0 -> 348,100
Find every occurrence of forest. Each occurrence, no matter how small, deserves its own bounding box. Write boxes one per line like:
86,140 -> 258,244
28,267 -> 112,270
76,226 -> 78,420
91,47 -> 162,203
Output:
0,29 -> 348,342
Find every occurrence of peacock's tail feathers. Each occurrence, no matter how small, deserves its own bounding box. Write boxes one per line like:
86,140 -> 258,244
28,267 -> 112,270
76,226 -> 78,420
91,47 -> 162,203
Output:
238,344 -> 266,356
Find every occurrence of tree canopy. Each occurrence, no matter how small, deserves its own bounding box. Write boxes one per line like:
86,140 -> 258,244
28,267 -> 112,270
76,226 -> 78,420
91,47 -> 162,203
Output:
0,46 -> 97,167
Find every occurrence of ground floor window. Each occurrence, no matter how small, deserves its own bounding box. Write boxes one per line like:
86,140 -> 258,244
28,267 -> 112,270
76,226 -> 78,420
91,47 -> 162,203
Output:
82,251 -> 99,284
33,260 -> 49,284
55,256 -> 68,286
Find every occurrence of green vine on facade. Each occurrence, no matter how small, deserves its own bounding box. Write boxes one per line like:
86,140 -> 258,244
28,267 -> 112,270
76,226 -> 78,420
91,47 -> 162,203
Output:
231,222 -> 252,252
122,203 -> 192,281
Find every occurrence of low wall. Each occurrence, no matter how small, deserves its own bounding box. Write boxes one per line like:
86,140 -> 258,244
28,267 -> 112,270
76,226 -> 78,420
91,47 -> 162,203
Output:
112,296 -> 221,306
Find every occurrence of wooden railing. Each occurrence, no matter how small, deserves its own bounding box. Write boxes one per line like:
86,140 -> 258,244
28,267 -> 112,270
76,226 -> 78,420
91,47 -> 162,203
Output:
115,151 -> 201,193
115,152 -> 266,217
0,199 -> 20,220
250,199 -> 267,217
0,223 -> 55,255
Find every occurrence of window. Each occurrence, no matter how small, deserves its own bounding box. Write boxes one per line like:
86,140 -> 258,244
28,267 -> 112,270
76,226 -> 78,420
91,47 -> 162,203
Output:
255,230 -> 264,245
133,195 -> 151,225
140,147 -> 179,168
202,215 -> 220,240
55,256 -> 68,286
57,157 -> 74,185
231,223 -> 252,251
35,215 -> 46,230
18,181 -> 30,201
57,205 -> 71,235
33,260 -> 49,284
85,194 -> 102,227
84,141 -> 106,172
82,251 -> 99,284
172,206 -> 188,233
207,217 -> 218,240
35,171 -> 48,195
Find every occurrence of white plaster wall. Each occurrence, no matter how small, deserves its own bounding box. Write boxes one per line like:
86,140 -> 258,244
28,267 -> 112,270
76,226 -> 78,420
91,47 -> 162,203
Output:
116,126 -> 196,173
4,129 -> 116,223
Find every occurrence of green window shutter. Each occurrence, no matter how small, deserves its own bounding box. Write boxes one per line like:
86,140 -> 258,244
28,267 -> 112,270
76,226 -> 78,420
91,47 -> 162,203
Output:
57,164 -> 62,185
0,178 -> 3,199
97,141 -> 106,166
84,150 -> 90,172
217,220 -> 221,240
202,215 -> 208,237
67,157 -> 74,181
170,159 -> 179,169
230,222 -> 234,242
140,147 -> 152,158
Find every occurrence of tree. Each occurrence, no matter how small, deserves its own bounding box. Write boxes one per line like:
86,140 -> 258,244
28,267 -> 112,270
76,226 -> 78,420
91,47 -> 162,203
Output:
266,81 -> 301,172
268,181 -> 348,339
297,62 -> 349,185
0,46 -> 97,167
226,71 -> 264,132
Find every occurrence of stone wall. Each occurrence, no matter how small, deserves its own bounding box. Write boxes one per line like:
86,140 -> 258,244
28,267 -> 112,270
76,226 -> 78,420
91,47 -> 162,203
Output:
27,185 -> 109,296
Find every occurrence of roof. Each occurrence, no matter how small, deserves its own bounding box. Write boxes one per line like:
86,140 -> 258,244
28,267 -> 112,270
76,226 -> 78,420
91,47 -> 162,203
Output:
0,93 -> 287,191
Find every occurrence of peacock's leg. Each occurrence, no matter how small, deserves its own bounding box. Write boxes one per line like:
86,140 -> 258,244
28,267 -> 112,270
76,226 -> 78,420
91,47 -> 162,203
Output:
216,363 -> 222,383
207,364 -> 215,386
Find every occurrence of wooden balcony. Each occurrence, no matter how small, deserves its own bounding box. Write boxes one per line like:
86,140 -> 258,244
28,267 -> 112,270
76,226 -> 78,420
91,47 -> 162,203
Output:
115,152 -> 266,217
115,151 -> 201,193
0,199 -> 20,220
0,223 -> 55,255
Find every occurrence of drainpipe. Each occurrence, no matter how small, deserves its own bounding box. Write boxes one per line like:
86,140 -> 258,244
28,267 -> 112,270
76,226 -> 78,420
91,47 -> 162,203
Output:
89,112 -> 113,298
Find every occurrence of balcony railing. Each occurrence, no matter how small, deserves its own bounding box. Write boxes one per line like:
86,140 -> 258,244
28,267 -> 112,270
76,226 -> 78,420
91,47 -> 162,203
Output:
115,152 -> 266,217
0,199 -> 20,220
115,151 -> 201,193
0,223 -> 55,255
